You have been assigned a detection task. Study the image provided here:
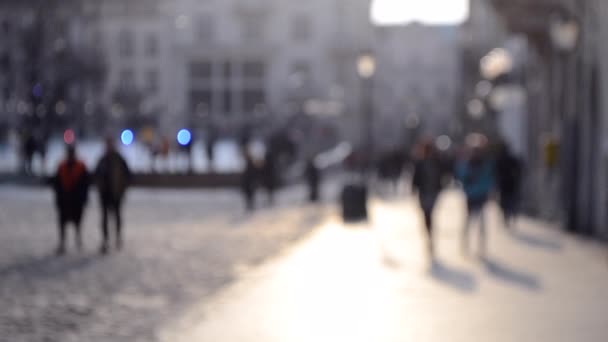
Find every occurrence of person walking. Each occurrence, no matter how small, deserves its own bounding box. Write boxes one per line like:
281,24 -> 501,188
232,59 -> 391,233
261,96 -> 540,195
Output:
305,156 -> 321,203
241,147 -> 258,211
412,140 -> 444,258
22,130 -> 36,175
261,143 -> 279,205
52,144 -> 90,255
496,142 -> 523,228
455,140 -> 495,257
205,126 -> 217,172
95,137 -> 132,254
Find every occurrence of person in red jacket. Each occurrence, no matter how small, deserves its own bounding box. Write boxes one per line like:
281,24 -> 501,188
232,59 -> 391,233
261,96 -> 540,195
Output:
52,144 -> 90,255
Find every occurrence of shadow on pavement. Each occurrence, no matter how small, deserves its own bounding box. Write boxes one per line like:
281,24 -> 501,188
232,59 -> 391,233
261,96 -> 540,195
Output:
429,259 -> 477,293
482,257 -> 541,291
510,229 -> 563,252
0,253 -> 100,281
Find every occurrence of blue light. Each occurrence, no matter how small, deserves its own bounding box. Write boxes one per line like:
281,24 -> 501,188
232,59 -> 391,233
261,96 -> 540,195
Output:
32,83 -> 43,98
177,129 -> 192,146
121,129 -> 134,146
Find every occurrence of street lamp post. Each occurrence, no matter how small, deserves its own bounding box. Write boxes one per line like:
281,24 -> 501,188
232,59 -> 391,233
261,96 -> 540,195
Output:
357,52 -> 376,172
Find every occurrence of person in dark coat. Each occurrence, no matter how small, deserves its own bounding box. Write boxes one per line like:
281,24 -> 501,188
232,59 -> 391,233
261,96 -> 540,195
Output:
261,145 -> 278,205
52,144 -> 90,255
305,157 -> 321,203
205,128 -> 217,172
22,131 -> 36,175
412,140 -> 443,258
496,143 -> 523,228
95,137 -> 131,254
241,147 -> 258,211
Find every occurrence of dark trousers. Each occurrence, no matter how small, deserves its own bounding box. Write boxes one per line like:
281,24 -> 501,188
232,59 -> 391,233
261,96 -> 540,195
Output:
57,217 -> 83,251
101,200 -> 122,246
463,197 -> 488,254
423,209 -> 433,235
57,205 -> 84,251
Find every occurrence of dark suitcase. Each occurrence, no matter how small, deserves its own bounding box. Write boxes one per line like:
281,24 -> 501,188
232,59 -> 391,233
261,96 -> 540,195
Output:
341,183 -> 368,222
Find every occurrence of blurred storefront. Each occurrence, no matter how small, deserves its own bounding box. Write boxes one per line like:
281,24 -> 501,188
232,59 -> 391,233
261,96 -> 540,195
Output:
465,0 -> 608,238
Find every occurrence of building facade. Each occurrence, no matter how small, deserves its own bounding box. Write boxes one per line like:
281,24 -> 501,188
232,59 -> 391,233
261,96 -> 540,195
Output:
372,23 -> 462,149
92,0 -> 373,137
467,0 -> 608,238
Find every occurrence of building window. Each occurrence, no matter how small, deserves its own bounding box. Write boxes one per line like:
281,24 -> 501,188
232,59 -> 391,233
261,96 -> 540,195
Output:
189,90 -> 212,113
119,69 -> 134,89
195,14 -> 215,42
190,61 -> 212,79
241,17 -> 264,41
243,89 -> 265,114
144,33 -> 158,57
145,69 -> 158,93
221,89 -> 232,115
243,61 -> 265,80
291,60 -> 310,76
292,14 -> 311,42
118,29 -> 134,58
222,61 -> 232,79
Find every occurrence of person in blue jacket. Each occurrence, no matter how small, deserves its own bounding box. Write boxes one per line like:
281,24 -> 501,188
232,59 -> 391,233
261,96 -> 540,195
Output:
455,142 -> 494,257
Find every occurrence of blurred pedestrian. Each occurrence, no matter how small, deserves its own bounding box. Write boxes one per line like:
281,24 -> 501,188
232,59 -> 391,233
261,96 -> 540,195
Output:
261,144 -> 279,205
241,147 -> 258,211
206,126 -> 217,172
377,151 -> 401,194
456,136 -> 494,257
305,156 -> 321,202
95,137 -> 132,254
412,139 -> 443,258
496,142 -> 523,228
52,144 -> 90,255
239,124 -> 252,152
22,131 -> 36,175
37,128 -> 49,176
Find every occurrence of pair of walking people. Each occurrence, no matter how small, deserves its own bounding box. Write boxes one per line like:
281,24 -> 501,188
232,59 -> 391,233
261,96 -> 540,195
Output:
52,138 -> 131,255
412,140 -> 496,259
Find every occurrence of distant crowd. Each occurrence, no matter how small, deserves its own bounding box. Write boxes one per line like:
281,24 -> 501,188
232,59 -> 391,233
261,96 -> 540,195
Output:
48,128 -> 522,261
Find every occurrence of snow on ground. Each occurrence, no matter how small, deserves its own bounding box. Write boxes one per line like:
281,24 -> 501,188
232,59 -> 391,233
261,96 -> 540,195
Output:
0,138 -> 248,175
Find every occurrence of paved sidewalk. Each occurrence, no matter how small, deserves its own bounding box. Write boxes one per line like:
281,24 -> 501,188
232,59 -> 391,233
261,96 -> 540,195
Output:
0,185 -> 333,342
162,191 -> 608,342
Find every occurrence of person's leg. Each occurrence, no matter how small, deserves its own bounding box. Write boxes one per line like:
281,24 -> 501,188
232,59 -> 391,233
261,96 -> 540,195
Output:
267,186 -> 275,206
462,201 -> 474,255
56,218 -> 66,255
115,202 -> 123,249
502,194 -> 516,228
423,208 -> 434,257
75,222 -> 83,251
74,210 -> 84,251
244,188 -> 254,211
500,195 -> 509,226
100,202 -> 109,254
479,204 -> 487,257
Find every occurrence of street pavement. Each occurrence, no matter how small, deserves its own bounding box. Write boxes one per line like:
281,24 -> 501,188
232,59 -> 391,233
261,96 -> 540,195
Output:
0,184 -> 331,342
1,184 -> 608,341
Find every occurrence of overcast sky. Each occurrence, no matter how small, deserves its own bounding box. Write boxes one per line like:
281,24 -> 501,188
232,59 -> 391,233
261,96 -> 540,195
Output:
371,0 -> 470,25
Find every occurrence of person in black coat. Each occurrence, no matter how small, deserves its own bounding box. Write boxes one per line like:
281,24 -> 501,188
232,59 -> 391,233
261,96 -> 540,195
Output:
241,147 -> 258,211
205,128 -> 217,172
95,138 -> 132,254
412,140 -> 444,258
496,143 -> 523,228
261,145 -> 279,205
52,144 -> 90,255
305,157 -> 321,203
